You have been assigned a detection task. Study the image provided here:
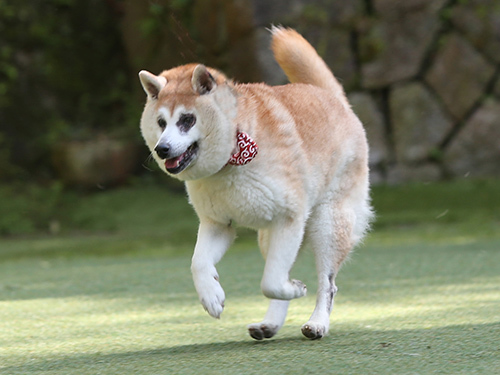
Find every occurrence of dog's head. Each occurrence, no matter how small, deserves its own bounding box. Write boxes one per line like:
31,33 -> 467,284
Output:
139,64 -> 238,181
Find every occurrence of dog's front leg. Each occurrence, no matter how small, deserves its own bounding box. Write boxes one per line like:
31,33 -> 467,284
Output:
191,218 -> 236,319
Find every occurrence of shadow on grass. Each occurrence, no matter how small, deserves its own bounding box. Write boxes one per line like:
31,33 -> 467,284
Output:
3,322 -> 500,374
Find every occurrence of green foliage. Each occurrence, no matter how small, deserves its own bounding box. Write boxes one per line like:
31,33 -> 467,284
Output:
301,4 -> 329,25
0,0 -> 135,179
1,177 -> 499,252
372,179 -> 500,229
359,22 -> 387,63
439,6 -> 454,22
0,182 -> 65,235
428,147 -> 444,162
0,181 -> 196,240
139,0 -> 194,38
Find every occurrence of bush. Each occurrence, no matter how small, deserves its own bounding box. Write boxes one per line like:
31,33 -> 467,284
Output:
0,0 -> 136,180
0,182 -> 65,235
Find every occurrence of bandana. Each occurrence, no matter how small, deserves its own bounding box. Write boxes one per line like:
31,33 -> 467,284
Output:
227,131 -> 258,166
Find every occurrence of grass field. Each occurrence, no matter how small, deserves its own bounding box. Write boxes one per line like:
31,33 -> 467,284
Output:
1,179 -> 499,374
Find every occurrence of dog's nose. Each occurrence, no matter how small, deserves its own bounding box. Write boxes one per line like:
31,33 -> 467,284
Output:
154,143 -> 171,159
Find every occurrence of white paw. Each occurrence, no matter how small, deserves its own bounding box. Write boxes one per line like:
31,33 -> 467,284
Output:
194,274 -> 225,319
247,322 -> 280,340
301,321 -> 328,340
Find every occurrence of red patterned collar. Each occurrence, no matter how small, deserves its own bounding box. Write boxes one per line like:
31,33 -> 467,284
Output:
227,131 -> 258,166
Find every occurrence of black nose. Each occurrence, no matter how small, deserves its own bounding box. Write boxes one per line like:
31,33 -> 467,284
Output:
154,143 -> 171,159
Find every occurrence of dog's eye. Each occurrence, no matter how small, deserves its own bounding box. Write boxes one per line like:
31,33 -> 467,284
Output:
157,118 -> 167,129
177,114 -> 196,132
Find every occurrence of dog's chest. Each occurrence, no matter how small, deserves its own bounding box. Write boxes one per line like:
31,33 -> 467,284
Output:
186,174 -> 288,229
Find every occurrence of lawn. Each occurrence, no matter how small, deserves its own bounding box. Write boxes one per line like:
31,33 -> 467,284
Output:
1,179 -> 499,374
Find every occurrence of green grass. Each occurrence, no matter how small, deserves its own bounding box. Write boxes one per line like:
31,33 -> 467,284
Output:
1,179 -> 500,374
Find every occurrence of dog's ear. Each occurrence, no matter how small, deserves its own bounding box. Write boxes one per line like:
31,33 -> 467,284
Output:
192,64 -> 216,95
139,70 -> 167,99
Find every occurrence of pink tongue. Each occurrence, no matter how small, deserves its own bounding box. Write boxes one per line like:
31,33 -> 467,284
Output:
164,155 -> 182,169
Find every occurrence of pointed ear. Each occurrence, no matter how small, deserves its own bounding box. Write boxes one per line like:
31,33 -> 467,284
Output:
138,70 -> 167,99
192,64 -> 216,95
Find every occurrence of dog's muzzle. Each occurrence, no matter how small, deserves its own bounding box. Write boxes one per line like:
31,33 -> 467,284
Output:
155,142 -> 199,174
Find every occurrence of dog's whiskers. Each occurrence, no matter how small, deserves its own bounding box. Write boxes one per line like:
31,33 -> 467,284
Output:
142,153 -> 156,171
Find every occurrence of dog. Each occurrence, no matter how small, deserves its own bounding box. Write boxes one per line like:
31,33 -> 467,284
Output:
138,27 -> 373,340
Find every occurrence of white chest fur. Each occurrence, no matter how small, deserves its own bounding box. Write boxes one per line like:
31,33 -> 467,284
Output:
186,169 -> 291,229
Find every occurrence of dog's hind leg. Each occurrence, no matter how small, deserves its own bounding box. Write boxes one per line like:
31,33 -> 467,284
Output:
301,202 -> 354,339
248,229 -> 291,340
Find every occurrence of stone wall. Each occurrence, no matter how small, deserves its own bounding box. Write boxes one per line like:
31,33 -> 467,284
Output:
252,0 -> 500,184
122,0 -> 500,184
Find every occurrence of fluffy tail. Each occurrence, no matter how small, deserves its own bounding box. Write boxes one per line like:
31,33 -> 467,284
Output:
270,26 -> 347,103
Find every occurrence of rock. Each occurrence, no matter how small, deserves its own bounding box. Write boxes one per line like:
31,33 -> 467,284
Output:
324,0 -> 364,27
369,167 -> 385,185
251,2 -> 362,89
443,99 -> 500,177
252,0 -> 364,28
386,163 -> 442,185
193,0 -> 262,83
252,0 -> 304,27
373,0 -> 448,15
359,5 -> 440,88
322,29 -> 358,91
494,75 -> 500,99
52,136 -> 140,188
451,0 -> 500,63
254,28 -> 288,85
424,33 -> 495,120
348,92 -> 390,167
390,82 -> 453,163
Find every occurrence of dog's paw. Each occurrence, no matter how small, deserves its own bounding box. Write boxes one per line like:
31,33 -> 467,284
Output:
291,279 -> 307,298
195,275 -> 226,319
201,293 -> 225,319
262,279 -> 307,300
301,322 -> 327,340
247,322 -> 279,340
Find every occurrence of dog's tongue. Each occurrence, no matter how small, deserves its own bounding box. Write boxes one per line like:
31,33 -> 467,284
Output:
164,155 -> 182,169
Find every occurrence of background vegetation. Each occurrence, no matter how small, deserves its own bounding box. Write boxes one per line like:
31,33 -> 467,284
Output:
2,0 -> 500,184
0,0 -> 136,180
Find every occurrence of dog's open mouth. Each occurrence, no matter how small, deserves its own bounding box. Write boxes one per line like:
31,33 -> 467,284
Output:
164,142 -> 199,174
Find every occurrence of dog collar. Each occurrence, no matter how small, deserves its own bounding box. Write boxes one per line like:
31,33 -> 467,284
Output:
228,131 -> 258,166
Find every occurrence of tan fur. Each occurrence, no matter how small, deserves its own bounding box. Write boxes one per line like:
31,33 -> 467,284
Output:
138,27 -> 373,340
156,64 -> 228,114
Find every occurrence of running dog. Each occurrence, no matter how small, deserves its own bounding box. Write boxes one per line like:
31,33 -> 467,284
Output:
138,27 -> 373,340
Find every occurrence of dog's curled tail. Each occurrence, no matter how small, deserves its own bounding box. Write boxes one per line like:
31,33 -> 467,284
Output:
271,26 -> 347,104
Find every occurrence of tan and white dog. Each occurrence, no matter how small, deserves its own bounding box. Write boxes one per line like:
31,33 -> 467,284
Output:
138,27 -> 373,340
